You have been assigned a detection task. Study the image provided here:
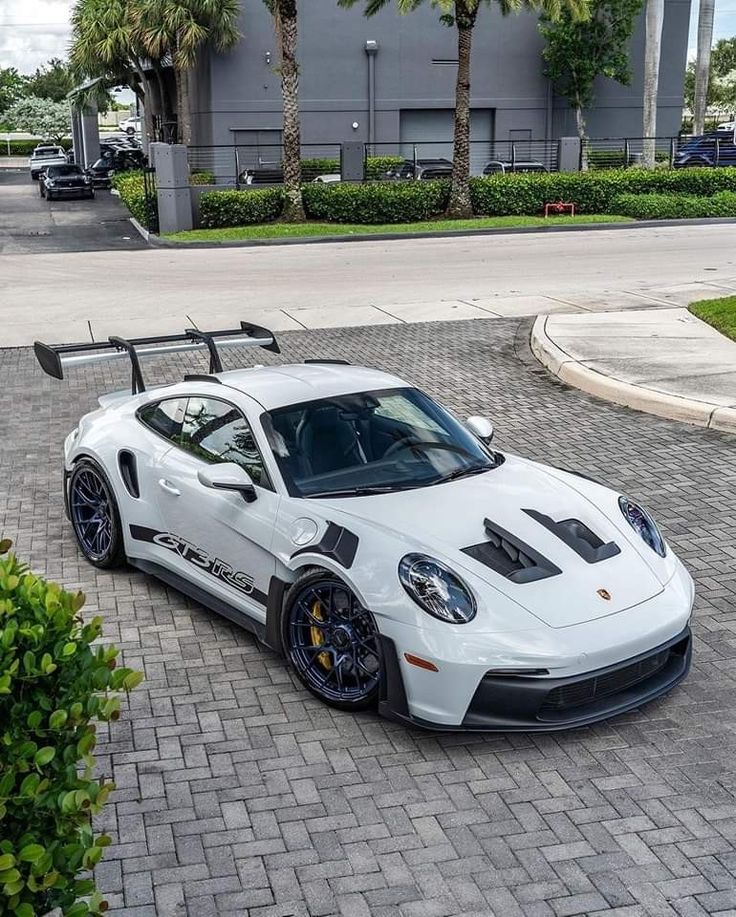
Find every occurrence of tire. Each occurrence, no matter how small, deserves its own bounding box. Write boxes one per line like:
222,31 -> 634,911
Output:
282,570 -> 382,711
89,189 -> 95,199
126,127 -> 135,135
39,185 -> 45,197
47,191 -> 54,201
68,460 -> 126,569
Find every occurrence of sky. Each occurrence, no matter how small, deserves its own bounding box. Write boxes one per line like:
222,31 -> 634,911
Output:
1,0 -> 736,77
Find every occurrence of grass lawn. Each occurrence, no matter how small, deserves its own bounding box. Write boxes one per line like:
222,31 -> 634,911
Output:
689,295 -> 736,342
164,213 -> 633,243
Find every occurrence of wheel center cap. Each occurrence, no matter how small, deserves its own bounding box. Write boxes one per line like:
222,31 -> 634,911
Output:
333,627 -> 351,651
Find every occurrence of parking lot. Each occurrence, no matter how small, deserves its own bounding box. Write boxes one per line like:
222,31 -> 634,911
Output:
0,169 -> 147,254
1,317 -> 735,917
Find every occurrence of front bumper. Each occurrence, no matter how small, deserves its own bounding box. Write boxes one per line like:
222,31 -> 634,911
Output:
381,626 -> 691,732
48,186 -> 93,196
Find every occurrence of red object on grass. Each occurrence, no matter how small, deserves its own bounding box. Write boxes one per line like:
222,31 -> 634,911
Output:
544,201 -> 576,217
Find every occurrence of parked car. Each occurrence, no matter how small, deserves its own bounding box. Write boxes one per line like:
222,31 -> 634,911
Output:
39,164 -> 94,201
87,148 -> 147,187
119,116 -> 142,136
29,144 -> 68,180
239,166 -> 284,185
483,160 -> 549,175
384,158 -> 454,180
312,173 -> 342,183
34,323 -> 694,730
674,131 -> 736,168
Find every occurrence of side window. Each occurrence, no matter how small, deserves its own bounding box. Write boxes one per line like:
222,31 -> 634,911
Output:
180,398 -> 271,489
138,398 -> 187,442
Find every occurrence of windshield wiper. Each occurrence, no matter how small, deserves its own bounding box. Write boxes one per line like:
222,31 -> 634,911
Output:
432,465 -> 491,486
306,485 -> 404,498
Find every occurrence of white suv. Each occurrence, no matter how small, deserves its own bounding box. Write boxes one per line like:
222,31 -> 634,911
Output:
119,116 -> 142,136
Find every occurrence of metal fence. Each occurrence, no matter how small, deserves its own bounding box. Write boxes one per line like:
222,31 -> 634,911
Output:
186,134 -> 735,186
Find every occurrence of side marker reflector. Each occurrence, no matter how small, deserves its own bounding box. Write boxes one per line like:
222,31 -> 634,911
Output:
404,653 -> 439,672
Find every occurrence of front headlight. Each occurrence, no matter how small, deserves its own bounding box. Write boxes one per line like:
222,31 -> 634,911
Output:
619,497 -> 666,557
399,554 -> 476,624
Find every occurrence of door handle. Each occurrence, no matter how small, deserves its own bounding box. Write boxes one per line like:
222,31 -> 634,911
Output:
158,478 -> 181,496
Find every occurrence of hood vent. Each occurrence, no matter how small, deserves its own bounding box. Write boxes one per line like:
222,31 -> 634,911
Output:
462,518 -> 561,584
524,509 -> 620,564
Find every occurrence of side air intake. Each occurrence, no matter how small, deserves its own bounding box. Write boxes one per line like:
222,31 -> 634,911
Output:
462,518 -> 562,584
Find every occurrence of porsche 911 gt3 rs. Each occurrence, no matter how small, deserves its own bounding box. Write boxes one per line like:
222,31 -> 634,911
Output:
35,324 -> 694,730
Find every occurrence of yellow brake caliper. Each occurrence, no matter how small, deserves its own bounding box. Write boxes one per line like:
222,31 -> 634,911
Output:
310,600 -> 333,670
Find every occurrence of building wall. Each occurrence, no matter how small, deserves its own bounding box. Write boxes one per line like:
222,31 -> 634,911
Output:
191,0 -> 691,152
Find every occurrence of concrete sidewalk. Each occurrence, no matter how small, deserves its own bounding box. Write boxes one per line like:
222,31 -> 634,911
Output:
532,307 -> 736,434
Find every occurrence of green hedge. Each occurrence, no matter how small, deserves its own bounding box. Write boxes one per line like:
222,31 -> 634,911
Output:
111,171 -> 157,227
300,156 -> 404,181
469,167 -> 736,216
0,139 -> 73,156
200,188 -> 284,227
0,538 -> 142,915
612,191 -> 736,219
190,170 -> 215,185
302,180 -> 449,223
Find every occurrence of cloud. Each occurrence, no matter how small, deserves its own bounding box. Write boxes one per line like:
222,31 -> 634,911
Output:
0,0 -> 72,73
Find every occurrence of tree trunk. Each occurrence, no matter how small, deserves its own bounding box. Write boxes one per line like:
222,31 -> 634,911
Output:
642,0 -> 664,168
151,60 -> 172,140
176,66 -> 193,146
447,3 -> 477,219
276,0 -> 305,222
574,104 -> 588,170
693,0 -> 715,134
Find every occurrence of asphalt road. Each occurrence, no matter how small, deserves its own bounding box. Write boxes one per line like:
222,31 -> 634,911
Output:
1,220 -> 736,346
0,169 -> 147,255
2,319 -> 734,916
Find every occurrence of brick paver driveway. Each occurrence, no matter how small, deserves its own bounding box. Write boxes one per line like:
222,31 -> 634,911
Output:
2,319 -> 735,917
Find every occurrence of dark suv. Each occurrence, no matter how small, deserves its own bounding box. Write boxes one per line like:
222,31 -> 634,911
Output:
674,132 -> 736,168
384,158 -> 453,180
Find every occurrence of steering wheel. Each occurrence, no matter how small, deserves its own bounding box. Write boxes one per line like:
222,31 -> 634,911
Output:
383,438 -> 475,460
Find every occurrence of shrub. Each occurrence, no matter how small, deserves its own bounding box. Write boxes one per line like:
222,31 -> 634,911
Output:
111,170 -> 157,228
190,170 -> 215,185
299,156 -> 405,181
0,139 -> 73,157
200,188 -> 285,228
302,180 -> 449,223
612,191 -> 736,219
469,167 -> 736,216
0,538 -> 142,916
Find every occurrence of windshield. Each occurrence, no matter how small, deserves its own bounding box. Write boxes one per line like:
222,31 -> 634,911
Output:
262,387 -> 497,498
35,148 -> 63,158
47,165 -> 82,178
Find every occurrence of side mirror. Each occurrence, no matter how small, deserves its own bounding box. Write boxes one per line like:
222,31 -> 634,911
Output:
466,415 -> 494,444
197,462 -> 257,502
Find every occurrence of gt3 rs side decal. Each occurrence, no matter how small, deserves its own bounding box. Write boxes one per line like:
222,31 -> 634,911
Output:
129,525 -> 267,605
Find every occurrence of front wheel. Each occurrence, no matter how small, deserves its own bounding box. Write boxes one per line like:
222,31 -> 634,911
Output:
282,571 -> 382,711
68,460 -> 126,568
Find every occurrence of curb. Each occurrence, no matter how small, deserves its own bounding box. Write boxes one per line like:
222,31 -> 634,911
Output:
140,216 -> 736,250
530,314 -> 736,436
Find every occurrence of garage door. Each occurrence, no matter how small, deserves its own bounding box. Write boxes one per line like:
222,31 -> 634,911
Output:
399,108 -> 493,171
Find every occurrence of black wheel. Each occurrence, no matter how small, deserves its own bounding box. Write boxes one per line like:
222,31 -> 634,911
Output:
68,460 -> 125,568
39,184 -> 45,197
282,570 -> 381,711
89,189 -> 95,199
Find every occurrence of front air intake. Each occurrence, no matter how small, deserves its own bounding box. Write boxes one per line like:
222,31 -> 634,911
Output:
462,518 -> 561,584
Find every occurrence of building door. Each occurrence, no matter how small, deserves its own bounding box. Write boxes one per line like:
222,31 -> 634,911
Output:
399,108 -> 493,173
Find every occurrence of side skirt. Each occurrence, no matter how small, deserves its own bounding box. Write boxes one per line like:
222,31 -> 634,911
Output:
129,557 -> 267,644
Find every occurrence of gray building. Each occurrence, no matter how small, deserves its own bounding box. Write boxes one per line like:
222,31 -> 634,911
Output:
190,0 -> 691,168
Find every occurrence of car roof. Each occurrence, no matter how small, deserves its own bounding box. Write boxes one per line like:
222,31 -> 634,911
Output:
213,362 -> 407,410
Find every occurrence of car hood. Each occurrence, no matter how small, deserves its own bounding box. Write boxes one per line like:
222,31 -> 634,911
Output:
318,455 -> 665,629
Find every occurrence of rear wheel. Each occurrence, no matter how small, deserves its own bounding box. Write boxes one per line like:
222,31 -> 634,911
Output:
282,571 -> 381,711
68,460 -> 126,568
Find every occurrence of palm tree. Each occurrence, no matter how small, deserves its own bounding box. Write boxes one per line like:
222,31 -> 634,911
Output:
69,0 -> 161,140
642,0 -> 663,167
693,0 -> 715,135
134,0 -> 240,145
341,0 -> 586,218
265,0 -> 305,221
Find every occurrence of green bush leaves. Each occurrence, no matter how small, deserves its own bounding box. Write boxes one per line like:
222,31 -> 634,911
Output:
0,539 -> 142,916
612,190 -> 736,219
200,188 -> 285,228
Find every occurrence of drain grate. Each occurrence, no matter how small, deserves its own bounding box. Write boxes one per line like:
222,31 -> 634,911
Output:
26,230 -> 51,237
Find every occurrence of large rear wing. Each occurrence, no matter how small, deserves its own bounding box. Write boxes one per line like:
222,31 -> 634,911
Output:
34,322 -> 280,394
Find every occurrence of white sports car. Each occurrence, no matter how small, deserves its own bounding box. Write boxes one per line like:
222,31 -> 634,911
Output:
35,324 -> 694,730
